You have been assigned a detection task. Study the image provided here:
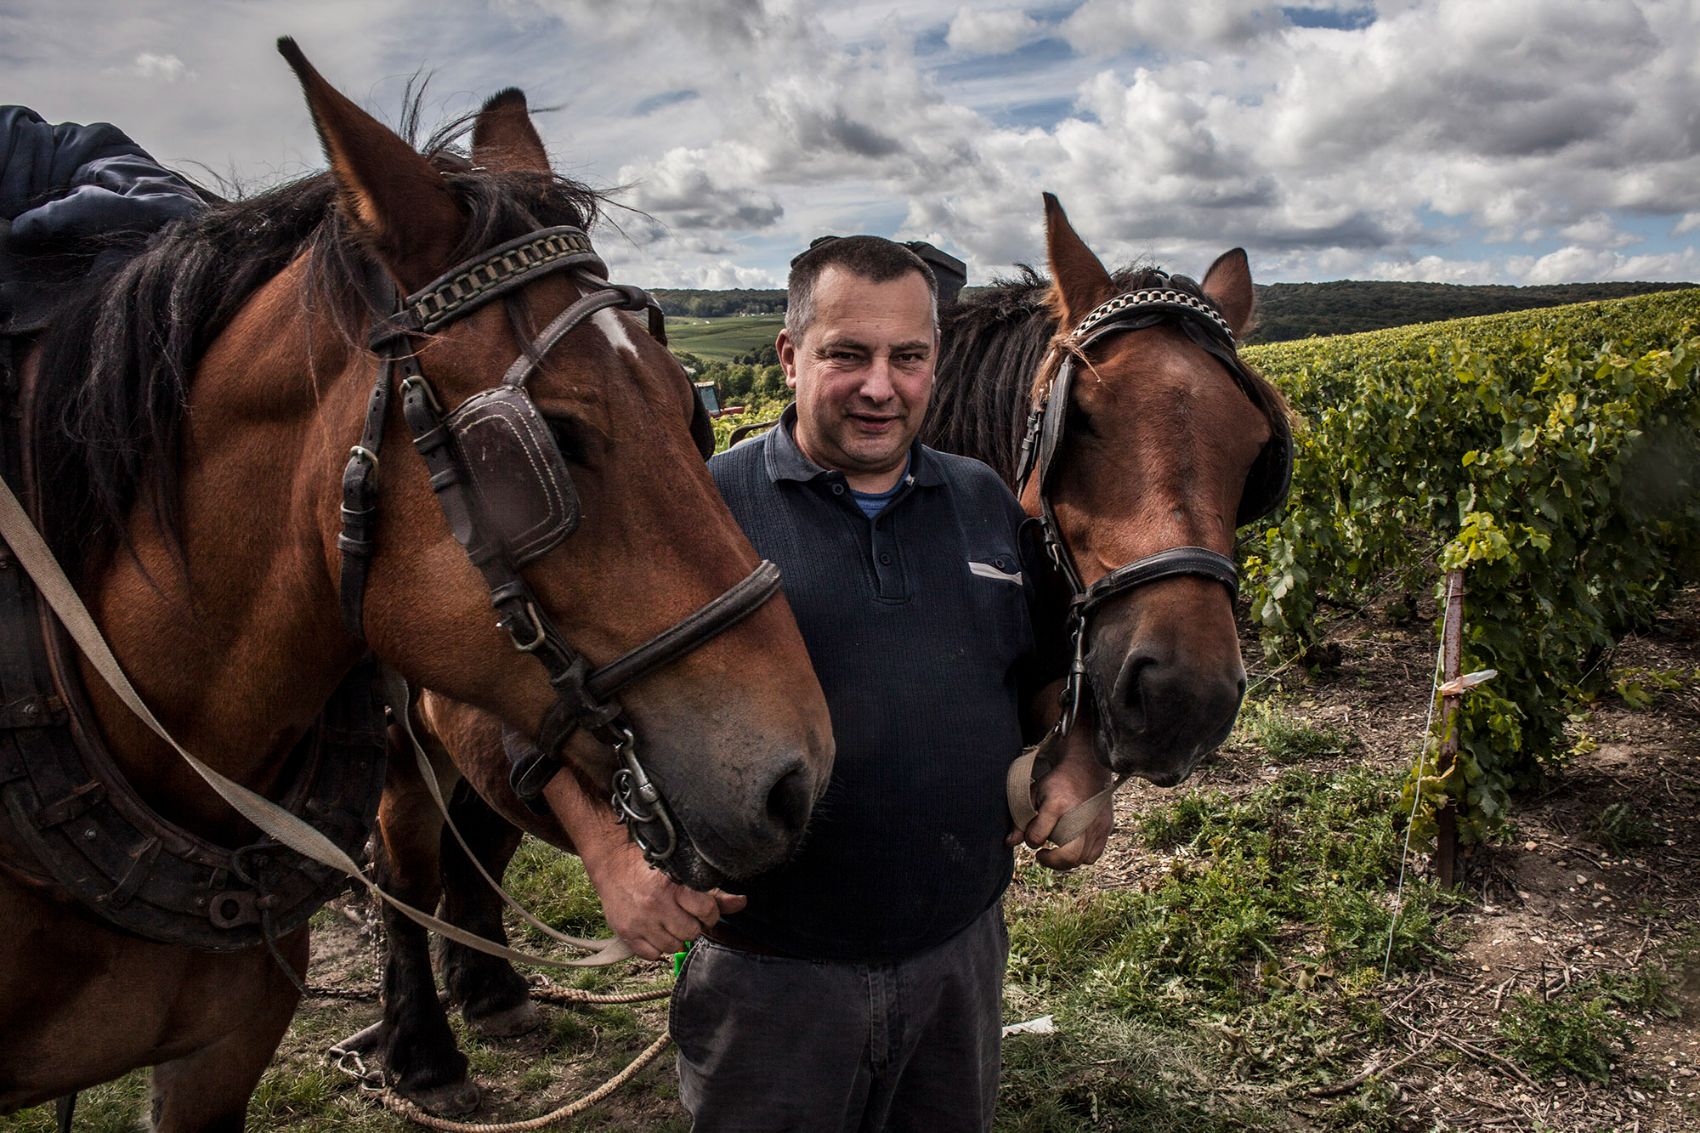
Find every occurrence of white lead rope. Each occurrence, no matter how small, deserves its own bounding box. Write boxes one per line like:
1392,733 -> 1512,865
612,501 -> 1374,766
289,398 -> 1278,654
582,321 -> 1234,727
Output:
0,476 -> 629,971
387,675 -> 631,963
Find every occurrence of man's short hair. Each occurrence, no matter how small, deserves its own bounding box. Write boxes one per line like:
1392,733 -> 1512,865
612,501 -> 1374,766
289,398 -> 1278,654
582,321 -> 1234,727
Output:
785,235 -> 939,342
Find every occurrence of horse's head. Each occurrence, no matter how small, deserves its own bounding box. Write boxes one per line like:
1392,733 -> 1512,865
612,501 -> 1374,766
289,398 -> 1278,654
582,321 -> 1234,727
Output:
1028,194 -> 1290,785
275,43 -> 832,885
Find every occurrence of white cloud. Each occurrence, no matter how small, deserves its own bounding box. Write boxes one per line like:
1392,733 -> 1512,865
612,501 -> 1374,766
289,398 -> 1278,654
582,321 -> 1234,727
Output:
945,6 -> 1041,56
618,147 -> 785,231
1060,0 -> 1285,55
129,52 -> 195,83
1558,214 -> 1638,249
4,0 -> 1697,285
1521,245 -> 1700,285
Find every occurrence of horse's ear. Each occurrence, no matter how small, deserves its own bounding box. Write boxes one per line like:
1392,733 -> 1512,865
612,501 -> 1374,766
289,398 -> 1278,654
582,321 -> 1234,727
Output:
471,88 -> 552,175
1201,247 -> 1256,339
277,37 -> 462,289
1043,192 -> 1114,330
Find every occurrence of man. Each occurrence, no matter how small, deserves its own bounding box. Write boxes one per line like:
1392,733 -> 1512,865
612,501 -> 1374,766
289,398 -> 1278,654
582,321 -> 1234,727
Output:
540,235 -> 1109,1129
670,235 -> 1113,1130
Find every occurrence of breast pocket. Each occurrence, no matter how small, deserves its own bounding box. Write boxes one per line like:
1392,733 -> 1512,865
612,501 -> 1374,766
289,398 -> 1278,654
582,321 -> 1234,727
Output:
963,548 -> 1033,665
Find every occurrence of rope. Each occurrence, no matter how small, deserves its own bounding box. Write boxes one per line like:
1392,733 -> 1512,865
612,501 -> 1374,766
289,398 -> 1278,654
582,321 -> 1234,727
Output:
305,983 -> 381,1001
334,1031 -> 673,1133
529,983 -> 671,1007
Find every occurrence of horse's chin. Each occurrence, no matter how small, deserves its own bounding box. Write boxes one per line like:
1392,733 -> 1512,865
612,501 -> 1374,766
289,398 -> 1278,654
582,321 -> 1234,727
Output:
1092,701 -> 1235,787
652,838 -> 744,895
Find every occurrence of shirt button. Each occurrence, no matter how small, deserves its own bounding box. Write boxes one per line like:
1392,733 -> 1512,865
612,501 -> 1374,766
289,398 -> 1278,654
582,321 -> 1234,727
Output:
830,484 -> 844,495
879,552 -> 893,565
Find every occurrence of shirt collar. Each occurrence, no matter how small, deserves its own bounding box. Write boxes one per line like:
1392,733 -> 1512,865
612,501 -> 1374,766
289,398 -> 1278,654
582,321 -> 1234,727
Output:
762,403 -> 945,487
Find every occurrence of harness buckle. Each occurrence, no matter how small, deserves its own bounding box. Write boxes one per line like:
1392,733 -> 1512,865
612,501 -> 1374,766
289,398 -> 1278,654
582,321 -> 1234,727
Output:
609,726 -> 678,865
399,374 -> 443,415
1058,612 -> 1088,737
506,601 -> 549,653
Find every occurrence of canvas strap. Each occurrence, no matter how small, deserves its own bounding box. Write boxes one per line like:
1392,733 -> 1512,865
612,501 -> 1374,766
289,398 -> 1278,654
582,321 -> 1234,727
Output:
1005,730 -> 1126,850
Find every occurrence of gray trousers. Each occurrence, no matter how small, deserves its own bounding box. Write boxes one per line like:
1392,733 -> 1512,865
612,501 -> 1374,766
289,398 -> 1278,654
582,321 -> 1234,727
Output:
671,902 -> 1007,1132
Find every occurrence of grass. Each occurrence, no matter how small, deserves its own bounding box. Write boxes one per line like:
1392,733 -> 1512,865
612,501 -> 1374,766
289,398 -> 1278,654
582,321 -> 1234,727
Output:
12,760 -> 1687,1131
1000,767 -> 1462,1130
1228,697 -> 1355,764
666,315 -> 784,363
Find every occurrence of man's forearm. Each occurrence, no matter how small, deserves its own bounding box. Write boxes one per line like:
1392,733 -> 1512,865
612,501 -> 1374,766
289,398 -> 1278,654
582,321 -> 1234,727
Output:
539,768 -> 629,875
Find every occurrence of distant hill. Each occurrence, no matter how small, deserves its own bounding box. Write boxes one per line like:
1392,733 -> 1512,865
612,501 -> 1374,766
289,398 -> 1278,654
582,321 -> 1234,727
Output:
653,281 -> 1697,343
651,289 -> 785,318
1246,280 -> 1697,343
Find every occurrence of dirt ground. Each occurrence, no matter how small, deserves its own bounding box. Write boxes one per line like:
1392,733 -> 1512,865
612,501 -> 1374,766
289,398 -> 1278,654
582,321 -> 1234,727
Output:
1086,585 -> 1700,1132
287,588 -> 1700,1133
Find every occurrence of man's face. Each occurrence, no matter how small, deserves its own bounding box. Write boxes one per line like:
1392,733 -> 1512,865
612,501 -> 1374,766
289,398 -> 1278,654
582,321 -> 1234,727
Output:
777,265 -> 936,491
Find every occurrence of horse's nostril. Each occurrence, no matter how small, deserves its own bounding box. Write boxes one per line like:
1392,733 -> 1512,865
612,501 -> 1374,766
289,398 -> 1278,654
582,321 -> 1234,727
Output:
764,763 -> 813,837
1115,654 -> 1156,715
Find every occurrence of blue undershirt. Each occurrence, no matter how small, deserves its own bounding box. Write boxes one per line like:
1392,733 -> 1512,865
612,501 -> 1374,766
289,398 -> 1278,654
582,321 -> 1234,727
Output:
846,458 -> 911,518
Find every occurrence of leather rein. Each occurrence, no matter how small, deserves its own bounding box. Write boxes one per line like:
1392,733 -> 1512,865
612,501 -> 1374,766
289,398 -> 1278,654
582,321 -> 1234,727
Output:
1012,278 -> 1292,737
339,224 -> 781,872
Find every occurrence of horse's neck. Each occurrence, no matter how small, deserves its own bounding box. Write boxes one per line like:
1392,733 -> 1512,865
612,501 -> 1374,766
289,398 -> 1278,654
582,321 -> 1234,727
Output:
77,271 -> 362,839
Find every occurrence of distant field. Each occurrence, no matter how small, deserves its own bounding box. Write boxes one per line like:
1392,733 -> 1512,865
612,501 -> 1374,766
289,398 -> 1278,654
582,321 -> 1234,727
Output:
666,315 -> 783,362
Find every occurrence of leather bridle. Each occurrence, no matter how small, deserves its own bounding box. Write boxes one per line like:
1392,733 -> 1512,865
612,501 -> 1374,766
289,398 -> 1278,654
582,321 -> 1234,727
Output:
1013,276 -> 1293,735
337,224 -> 779,870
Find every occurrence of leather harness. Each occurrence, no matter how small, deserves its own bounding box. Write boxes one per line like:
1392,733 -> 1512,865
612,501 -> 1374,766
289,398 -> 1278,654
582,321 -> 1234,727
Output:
0,221 -> 782,949
1013,277 -> 1293,736
0,334 -> 385,950
342,224 -> 782,874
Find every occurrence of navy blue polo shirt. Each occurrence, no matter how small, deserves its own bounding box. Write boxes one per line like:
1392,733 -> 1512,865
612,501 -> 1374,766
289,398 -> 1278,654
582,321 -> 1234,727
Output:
709,405 -> 1041,961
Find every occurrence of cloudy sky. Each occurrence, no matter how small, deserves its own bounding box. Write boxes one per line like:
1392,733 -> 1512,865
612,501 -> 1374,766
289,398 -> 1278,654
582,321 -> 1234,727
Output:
6,0 -> 1699,288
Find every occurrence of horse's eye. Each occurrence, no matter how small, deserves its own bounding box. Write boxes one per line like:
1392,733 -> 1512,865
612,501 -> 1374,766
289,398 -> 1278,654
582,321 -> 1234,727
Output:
545,415 -> 590,466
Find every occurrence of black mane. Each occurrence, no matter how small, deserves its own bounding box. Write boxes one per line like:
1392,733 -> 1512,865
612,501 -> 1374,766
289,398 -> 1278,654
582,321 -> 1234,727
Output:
925,264 -> 1174,483
29,137 -> 605,570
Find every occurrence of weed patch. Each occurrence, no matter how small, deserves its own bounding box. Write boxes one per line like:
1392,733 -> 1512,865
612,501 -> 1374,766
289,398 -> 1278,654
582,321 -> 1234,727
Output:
1228,699 -> 1355,764
1587,800 -> 1660,852
1498,986 -> 1632,1084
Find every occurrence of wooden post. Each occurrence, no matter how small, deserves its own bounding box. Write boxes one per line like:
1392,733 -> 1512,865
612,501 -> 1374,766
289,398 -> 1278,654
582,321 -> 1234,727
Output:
1434,570 -> 1465,888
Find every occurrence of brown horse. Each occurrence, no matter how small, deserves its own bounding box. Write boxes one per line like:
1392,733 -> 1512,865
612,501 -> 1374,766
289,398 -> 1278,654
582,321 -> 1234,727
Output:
356,195 -> 1292,1112
930,194 -> 1291,785
0,42 -> 829,1130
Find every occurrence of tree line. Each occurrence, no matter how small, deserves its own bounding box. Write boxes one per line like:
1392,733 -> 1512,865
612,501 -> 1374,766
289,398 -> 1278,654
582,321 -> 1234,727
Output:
657,281 -> 1695,342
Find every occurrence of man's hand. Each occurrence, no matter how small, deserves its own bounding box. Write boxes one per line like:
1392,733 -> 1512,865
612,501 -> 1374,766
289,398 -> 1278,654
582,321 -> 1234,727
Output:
581,839 -> 745,961
1005,726 -> 1114,871
540,769 -> 744,961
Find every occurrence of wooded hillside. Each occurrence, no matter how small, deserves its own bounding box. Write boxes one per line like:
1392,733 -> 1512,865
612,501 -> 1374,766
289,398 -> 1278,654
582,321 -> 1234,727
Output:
653,281 -> 1696,343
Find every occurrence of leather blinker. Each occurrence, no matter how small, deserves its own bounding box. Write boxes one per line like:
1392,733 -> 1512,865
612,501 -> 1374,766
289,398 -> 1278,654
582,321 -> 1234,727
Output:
443,386 -> 580,565
689,383 -> 716,460
1237,416 -> 1292,529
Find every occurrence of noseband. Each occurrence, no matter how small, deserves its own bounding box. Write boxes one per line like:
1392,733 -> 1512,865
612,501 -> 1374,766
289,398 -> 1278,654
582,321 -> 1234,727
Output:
1013,276 -> 1293,734
337,224 -> 778,871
